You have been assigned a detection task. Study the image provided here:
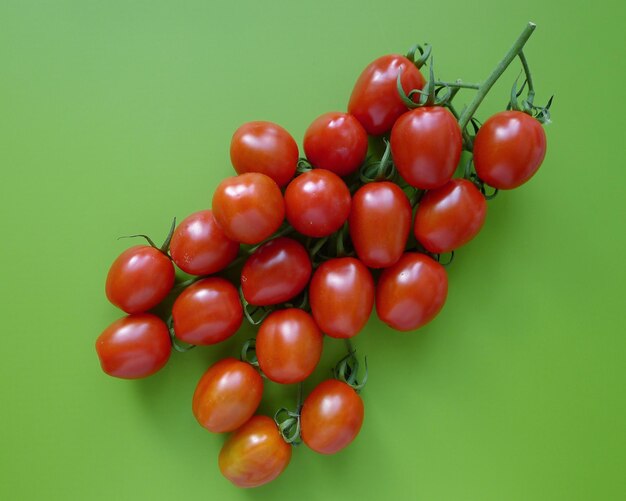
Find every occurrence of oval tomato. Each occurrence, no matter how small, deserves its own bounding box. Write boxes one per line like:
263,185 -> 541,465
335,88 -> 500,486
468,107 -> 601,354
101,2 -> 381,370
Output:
376,253 -> 448,331
473,110 -> 547,189
172,277 -> 242,345
256,309 -> 323,384
349,182 -> 412,268
348,54 -> 426,135
390,106 -> 462,189
95,313 -> 171,379
192,358 -> 263,433
105,245 -> 175,314
309,257 -> 374,338
212,173 -> 285,245
414,178 -> 487,254
301,379 -> 364,455
241,237 -> 312,306
284,169 -> 351,238
230,121 -> 298,187
303,112 -> 368,176
219,415 -> 292,488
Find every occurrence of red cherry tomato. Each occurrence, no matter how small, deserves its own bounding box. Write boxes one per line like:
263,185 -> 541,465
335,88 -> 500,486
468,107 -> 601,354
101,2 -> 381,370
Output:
105,245 -> 175,314
172,278 -> 242,345
376,253 -> 448,331
284,169 -> 351,238
219,415 -> 291,488
348,54 -> 425,136
473,110 -> 547,189
303,112 -> 368,176
349,182 -> 412,268
414,179 -> 487,254
301,379 -> 364,455
309,257 -> 374,338
192,358 -> 263,433
390,106 -> 463,189
212,173 -> 285,245
95,313 -> 171,379
241,237 -> 312,306
256,309 -> 323,384
230,121 -> 298,187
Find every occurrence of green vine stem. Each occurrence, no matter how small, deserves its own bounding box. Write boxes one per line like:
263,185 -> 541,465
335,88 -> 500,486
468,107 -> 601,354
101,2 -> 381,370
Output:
435,80 -> 480,89
517,50 -> 535,105
333,339 -> 368,392
274,382 -> 304,445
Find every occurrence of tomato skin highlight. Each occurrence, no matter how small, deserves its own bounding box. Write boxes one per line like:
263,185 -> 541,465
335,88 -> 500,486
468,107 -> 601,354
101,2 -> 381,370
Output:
169,210 -> 239,276
192,358 -> 263,434
105,245 -> 175,314
172,278 -> 242,345
309,257 -> 374,338
95,313 -> 171,379
256,309 -> 323,384
390,106 -> 463,189
212,173 -> 285,245
301,379 -> 364,455
349,182 -> 412,269
303,112 -> 368,176
376,253 -> 448,331
219,415 -> 292,488
241,237 -> 312,306
414,179 -> 487,254
473,110 -> 547,189
284,169 -> 351,238
348,54 -> 426,136
230,121 -> 298,187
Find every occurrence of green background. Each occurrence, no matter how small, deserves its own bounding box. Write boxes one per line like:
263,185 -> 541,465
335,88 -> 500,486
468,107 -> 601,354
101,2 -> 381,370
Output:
1,1 -> 624,500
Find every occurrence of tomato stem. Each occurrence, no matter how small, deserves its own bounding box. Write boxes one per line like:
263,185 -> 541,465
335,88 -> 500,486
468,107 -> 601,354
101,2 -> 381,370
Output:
517,51 -> 535,104
435,80 -> 480,90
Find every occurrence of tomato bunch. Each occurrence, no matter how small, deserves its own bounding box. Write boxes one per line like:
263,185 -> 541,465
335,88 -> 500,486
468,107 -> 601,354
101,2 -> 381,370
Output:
95,24 -> 551,489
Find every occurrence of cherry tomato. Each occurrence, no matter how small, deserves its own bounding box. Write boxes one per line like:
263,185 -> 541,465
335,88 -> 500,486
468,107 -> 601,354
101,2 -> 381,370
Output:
473,110 -> 547,189
172,278 -> 242,345
390,106 -> 462,189
169,210 -> 239,276
303,112 -> 368,176
192,358 -> 263,433
309,257 -> 374,338
105,245 -> 175,314
256,309 -> 323,384
230,121 -> 298,187
241,237 -> 312,306
414,178 -> 487,254
301,379 -> 364,455
349,182 -> 412,268
376,253 -> 448,331
348,54 -> 425,136
219,415 -> 291,488
284,169 -> 351,238
212,173 -> 285,245
95,313 -> 171,379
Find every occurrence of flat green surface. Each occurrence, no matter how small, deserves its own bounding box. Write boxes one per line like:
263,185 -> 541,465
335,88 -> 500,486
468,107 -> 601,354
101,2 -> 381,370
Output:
1,1 -> 624,500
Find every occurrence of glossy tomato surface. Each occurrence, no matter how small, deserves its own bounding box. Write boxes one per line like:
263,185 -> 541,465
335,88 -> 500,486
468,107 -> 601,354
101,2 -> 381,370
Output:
309,257 -> 374,338
256,309 -> 323,384
241,237 -> 312,306
212,172 -> 285,245
230,121 -> 298,187
95,313 -> 171,379
348,54 -> 425,136
473,110 -> 547,189
390,106 -> 462,189
414,178 -> 487,254
284,169 -> 351,238
192,358 -> 263,433
219,415 -> 292,488
105,245 -> 175,314
349,182 -> 412,268
172,278 -> 242,345
303,112 -> 368,176
376,253 -> 448,331
301,379 -> 364,455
